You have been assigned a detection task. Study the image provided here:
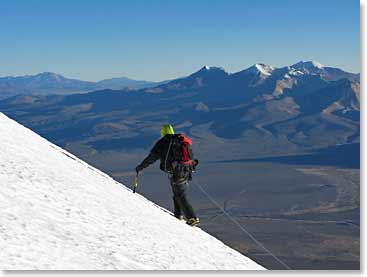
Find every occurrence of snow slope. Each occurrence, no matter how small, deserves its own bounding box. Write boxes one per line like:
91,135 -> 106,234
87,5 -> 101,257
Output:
0,113 -> 265,270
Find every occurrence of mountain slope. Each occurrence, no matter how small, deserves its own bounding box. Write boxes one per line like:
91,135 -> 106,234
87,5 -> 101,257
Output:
0,72 -> 96,97
96,77 -> 167,90
0,113 -> 265,270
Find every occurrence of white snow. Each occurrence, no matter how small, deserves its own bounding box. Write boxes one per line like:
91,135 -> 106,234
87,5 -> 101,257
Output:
254,64 -> 274,76
310,60 -> 324,69
291,60 -> 324,72
201,65 -> 226,72
0,113 -> 265,270
240,64 -> 275,78
288,68 -> 305,76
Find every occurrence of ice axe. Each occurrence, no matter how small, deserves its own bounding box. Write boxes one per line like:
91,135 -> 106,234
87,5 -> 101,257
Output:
133,172 -> 139,193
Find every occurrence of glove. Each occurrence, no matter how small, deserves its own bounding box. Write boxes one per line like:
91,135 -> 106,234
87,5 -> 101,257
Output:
135,164 -> 144,173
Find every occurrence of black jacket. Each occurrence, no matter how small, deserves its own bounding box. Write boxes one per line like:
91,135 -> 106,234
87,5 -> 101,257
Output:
138,134 -> 176,172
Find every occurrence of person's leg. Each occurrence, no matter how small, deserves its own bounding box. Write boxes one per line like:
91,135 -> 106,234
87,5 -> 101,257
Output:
171,177 -> 197,220
172,195 -> 184,219
170,175 -> 184,218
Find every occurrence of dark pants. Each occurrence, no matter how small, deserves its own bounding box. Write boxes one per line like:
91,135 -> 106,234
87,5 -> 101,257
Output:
170,166 -> 197,219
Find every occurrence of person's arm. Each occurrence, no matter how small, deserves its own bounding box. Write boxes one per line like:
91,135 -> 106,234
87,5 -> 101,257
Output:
136,152 -> 159,172
135,141 -> 161,173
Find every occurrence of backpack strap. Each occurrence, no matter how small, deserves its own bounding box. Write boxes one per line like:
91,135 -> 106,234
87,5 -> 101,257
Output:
164,137 -> 174,172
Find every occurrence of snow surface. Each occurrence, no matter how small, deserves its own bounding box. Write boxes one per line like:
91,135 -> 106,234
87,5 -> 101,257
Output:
0,113 -> 265,270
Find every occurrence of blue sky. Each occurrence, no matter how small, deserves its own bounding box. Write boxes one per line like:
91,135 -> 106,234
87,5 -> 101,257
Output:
0,0 -> 360,81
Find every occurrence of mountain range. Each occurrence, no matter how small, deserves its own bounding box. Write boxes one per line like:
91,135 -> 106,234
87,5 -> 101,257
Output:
0,72 -> 167,100
0,60 -> 359,153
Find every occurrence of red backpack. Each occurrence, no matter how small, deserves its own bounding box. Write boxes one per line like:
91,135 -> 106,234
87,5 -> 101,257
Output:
171,134 -> 194,166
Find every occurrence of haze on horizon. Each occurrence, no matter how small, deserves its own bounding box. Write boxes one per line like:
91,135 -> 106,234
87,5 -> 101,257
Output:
1,0 -> 360,82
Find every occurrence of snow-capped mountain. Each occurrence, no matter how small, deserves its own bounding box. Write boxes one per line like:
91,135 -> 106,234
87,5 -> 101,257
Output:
185,66 -> 229,83
288,61 -> 359,82
291,60 -> 324,72
0,113 -> 265,270
242,60 -> 358,81
238,63 -> 275,77
144,65 -> 229,93
192,65 -> 228,75
233,60 -> 358,83
231,63 -> 276,87
142,60 -> 358,96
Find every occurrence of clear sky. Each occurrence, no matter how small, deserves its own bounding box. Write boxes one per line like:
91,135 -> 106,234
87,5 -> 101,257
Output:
0,0 -> 360,81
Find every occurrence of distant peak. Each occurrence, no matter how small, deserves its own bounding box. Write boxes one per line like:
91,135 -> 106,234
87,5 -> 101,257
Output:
35,72 -> 65,80
191,66 -> 228,77
310,60 -> 324,68
38,72 -> 60,76
292,60 -> 324,70
241,63 -> 275,76
255,63 -> 275,75
200,65 -> 225,71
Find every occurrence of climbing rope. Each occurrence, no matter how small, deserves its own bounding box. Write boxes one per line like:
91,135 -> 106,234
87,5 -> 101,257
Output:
192,179 -> 292,270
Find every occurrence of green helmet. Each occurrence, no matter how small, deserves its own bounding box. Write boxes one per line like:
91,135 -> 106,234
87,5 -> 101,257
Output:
161,124 -> 175,137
